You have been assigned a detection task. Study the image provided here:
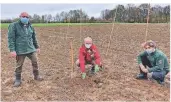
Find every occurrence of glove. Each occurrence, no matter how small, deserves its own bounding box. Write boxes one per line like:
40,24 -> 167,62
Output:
95,65 -> 99,73
82,73 -> 86,79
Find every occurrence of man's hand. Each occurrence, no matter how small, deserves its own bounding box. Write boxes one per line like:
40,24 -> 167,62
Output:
10,51 -> 17,58
166,72 -> 170,79
139,64 -> 148,73
36,48 -> 40,53
82,73 -> 86,79
142,68 -> 148,73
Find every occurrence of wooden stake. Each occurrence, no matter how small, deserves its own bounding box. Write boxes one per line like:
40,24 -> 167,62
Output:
80,8 -> 82,45
70,39 -> 74,78
145,3 -> 150,42
106,7 -> 118,56
66,18 -> 70,40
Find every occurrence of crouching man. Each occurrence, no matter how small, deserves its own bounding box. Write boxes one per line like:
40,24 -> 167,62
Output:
136,40 -> 169,84
76,37 -> 102,79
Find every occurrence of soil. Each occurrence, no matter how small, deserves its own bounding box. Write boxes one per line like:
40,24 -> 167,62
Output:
1,23 -> 170,101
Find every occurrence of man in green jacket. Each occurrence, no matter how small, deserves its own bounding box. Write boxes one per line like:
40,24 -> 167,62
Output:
136,40 -> 169,84
8,12 -> 43,87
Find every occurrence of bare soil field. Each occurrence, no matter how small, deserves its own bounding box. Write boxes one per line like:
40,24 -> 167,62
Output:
1,23 -> 170,101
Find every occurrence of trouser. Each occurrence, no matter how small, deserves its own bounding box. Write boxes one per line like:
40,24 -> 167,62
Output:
76,59 -> 95,73
76,59 -> 95,67
15,52 -> 39,75
140,55 -> 166,82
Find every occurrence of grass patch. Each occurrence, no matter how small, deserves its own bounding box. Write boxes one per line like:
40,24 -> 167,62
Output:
1,23 -> 110,28
1,22 -> 169,29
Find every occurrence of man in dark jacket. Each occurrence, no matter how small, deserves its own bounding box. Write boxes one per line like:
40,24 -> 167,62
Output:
8,12 -> 43,87
136,40 -> 169,84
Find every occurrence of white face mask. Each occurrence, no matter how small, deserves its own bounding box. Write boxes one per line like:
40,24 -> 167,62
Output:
146,48 -> 153,54
85,44 -> 92,48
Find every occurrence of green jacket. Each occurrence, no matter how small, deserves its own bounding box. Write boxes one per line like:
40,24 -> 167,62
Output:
8,20 -> 39,55
137,49 -> 169,73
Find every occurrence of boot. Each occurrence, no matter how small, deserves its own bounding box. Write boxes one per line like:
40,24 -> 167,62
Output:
33,70 -> 43,81
13,74 -> 21,87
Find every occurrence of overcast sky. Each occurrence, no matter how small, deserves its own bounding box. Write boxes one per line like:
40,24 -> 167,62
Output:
1,3 -> 170,19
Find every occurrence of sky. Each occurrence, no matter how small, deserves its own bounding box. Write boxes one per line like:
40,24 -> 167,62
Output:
1,3 -> 170,20
1,4 -> 117,19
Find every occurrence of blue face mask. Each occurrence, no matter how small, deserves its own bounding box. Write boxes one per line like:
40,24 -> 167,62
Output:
20,17 -> 29,24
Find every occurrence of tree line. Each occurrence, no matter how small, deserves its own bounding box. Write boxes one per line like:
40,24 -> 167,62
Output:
1,4 -> 170,23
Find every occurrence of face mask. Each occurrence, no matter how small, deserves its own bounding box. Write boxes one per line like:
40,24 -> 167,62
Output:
146,49 -> 153,54
85,44 -> 92,49
20,17 -> 29,24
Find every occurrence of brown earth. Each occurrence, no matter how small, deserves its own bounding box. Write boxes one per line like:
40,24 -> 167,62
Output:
1,23 -> 170,101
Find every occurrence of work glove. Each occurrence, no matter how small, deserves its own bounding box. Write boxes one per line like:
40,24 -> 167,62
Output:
95,65 -> 99,73
82,73 -> 86,79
